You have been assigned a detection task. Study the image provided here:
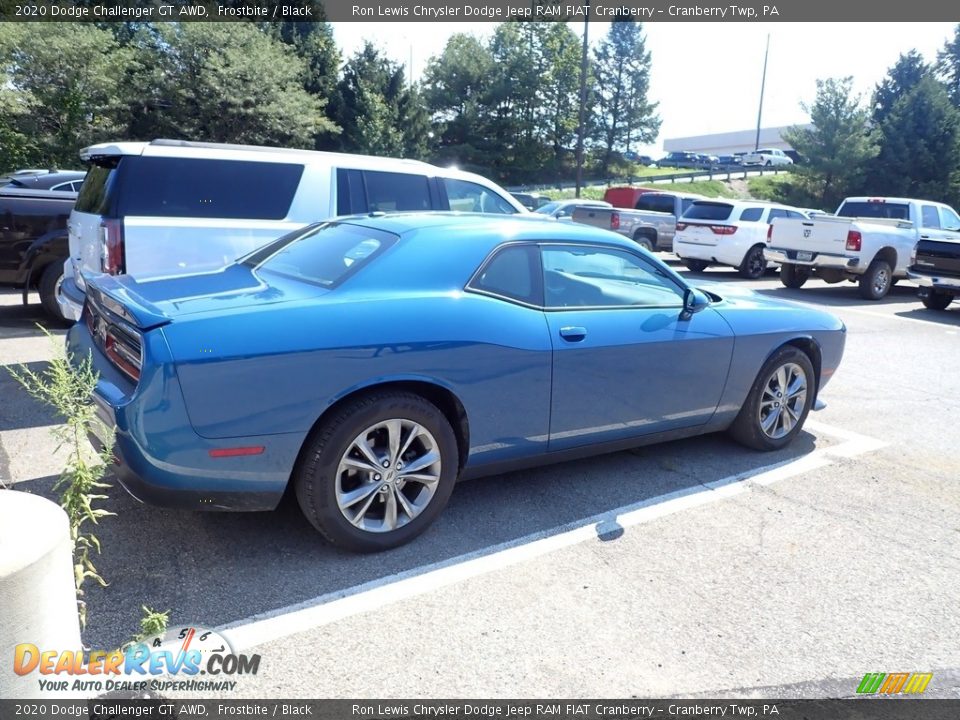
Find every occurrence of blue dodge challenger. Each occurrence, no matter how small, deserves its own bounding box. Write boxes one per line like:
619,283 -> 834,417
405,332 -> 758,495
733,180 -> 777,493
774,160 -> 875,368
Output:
68,213 -> 845,552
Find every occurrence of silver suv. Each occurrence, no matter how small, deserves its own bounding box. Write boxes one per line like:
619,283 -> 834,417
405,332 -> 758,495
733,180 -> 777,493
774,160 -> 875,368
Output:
59,139 -> 525,321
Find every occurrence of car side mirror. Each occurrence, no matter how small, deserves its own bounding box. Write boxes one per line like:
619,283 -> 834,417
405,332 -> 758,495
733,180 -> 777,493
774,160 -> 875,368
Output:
680,287 -> 710,321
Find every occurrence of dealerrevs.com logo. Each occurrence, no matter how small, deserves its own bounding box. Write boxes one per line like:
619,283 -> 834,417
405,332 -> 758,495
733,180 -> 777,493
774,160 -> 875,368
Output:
856,672 -> 933,695
14,627 -> 260,694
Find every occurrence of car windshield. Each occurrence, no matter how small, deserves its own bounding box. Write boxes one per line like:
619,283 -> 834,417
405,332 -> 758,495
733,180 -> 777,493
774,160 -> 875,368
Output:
535,202 -> 563,214
252,222 -> 397,288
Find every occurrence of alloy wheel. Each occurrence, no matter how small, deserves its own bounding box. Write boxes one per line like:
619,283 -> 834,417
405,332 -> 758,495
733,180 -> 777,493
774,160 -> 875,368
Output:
757,362 -> 808,439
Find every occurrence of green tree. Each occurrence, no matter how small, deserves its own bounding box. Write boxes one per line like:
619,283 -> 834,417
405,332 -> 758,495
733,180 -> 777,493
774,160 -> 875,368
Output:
936,24 -> 960,106
872,50 -> 930,125
126,23 -> 332,148
591,19 -> 660,175
870,76 -> 960,205
329,42 -> 430,157
782,77 -> 878,209
0,23 -> 132,168
423,33 -> 496,170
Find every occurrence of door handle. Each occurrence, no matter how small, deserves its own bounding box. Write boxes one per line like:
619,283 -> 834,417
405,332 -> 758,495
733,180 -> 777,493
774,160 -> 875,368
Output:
559,326 -> 587,342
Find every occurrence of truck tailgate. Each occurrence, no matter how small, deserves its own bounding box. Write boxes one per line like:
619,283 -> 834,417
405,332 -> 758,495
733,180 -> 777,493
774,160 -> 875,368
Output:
769,216 -> 854,256
571,206 -> 616,231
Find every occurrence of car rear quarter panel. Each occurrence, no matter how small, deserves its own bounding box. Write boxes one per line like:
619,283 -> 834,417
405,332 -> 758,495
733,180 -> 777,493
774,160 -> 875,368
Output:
165,292 -> 554,466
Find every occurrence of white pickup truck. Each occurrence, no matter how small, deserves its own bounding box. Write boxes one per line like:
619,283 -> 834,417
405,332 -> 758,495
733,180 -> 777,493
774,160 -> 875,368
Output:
765,196 -> 960,300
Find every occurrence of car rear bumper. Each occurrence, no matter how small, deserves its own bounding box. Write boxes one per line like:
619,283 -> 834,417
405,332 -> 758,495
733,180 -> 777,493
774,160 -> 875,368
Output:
57,274 -> 85,322
765,248 -> 861,271
676,237 -> 743,267
907,270 -> 960,294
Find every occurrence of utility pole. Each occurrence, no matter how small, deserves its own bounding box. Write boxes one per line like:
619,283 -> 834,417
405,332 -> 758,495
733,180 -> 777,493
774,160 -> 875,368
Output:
754,33 -> 770,151
575,1 -> 590,198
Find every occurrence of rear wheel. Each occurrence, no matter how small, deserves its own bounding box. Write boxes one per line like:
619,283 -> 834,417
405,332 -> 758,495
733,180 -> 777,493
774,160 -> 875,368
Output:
38,262 -> 69,325
683,259 -> 709,272
632,232 -> 654,253
738,244 -> 767,279
921,290 -> 953,311
295,392 -> 459,553
729,346 -> 815,451
858,259 -> 893,300
780,263 -> 810,289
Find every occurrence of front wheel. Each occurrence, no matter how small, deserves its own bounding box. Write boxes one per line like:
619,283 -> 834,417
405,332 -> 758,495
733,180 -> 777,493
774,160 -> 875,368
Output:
683,259 -> 709,272
739,244 -> 767,279
858,259 -> 893,300
921,290 -> 953,311
780,263 -> 810,289
295,392 -> 459,552
729,346 -> 815,451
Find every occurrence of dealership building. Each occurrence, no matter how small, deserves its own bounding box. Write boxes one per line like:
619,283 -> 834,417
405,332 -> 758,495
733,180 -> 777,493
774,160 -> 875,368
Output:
662,125 -> 812,155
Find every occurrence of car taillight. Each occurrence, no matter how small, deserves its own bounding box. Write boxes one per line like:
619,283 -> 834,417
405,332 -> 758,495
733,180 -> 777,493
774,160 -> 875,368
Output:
710,225 -> 737,235
610,212 -> 620,230
676,222 -> 688,231
767,224 -> 774,242
99,218 -> 125,274
846,230 -> 862,252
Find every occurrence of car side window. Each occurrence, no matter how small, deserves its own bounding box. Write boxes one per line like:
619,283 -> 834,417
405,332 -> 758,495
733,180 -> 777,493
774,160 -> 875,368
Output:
362,170 -> 431,212
740,207 -> 764,222
786,210 -> 806,219
767,208 -> 788,221
921,205 -> 941,229
541,245 -> 684,309
468,244 -> 542,306
444,179 -> 518,214
938,206 -> 960,231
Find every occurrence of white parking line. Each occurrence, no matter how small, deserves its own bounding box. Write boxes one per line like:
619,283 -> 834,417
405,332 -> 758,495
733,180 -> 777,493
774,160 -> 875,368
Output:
220,421 -> 886,652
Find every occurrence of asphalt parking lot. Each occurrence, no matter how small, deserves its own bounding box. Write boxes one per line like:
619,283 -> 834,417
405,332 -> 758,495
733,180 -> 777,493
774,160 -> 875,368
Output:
1,264 -> 959,699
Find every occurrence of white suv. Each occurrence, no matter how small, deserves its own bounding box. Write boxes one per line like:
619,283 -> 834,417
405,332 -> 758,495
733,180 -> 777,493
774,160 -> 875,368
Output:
58,139 -> 526,321
674,200 -> 809,279
741,148 -> 794,167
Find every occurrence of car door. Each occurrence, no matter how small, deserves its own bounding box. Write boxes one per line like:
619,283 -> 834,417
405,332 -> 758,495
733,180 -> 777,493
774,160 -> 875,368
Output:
541,243 -> 735,451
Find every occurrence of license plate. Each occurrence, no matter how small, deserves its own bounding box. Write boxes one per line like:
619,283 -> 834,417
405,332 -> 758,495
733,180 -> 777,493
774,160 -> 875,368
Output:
796,251 -> 813,261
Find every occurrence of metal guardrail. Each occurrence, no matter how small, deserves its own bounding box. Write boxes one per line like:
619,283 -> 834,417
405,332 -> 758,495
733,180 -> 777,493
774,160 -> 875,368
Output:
506,166 -> 791,194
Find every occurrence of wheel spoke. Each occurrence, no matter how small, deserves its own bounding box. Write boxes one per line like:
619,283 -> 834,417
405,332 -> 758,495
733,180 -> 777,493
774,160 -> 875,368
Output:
398,471 -> 439,485
386,419 -> 402,464
779,406 -> 795,434
354,435 -> 382,469
401,449 -> 440,474
349,490 -> 380,527
776,367 -> 788,393
341,455 -> 383,475
397,423 -> 422,461
338,482 -> 382,510
786,373 -> 805,399
761,408 -> 780,433
394,487 -> 417,519
383,487 -> 398,530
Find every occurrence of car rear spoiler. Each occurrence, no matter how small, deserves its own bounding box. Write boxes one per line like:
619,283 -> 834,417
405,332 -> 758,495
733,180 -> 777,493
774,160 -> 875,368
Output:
86,276 -> 171,331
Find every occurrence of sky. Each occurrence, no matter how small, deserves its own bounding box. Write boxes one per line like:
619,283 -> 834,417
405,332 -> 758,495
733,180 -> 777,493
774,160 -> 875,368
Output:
331,22 -> 958,157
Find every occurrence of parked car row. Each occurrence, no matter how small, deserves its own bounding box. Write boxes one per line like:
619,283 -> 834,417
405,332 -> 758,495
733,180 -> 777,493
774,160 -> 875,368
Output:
0,137 -> 852,553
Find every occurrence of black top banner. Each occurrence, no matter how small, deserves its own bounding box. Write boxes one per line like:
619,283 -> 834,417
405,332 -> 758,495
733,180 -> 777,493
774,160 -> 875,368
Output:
0,0 -> 957,22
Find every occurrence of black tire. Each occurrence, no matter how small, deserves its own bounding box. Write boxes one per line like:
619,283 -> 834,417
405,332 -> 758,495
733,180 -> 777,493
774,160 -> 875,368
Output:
858,259 -> 893,300
633,232 -> 654,253
738,244 -> 767,279
729,346 -> 816,451
38,262 -> 69,325
780,263 -> 810,289
683,259 -> 709,272
921,290 -> 953,311
295,391 -> 459,553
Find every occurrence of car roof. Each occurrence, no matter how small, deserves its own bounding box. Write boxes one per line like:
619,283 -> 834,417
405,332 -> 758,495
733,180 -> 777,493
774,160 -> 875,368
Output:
3,170 -> 86,189
335,211 -> 638,250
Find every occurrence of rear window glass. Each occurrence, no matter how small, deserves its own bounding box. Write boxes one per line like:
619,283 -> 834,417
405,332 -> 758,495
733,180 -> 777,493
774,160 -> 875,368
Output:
253,223 -> 396,288
634,195 -> 675,214
116,157 -> 303,220
739,207 -> 764,222
683,202 -> 734,221
75,164 -> 118,215
837,201 -> 910,220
